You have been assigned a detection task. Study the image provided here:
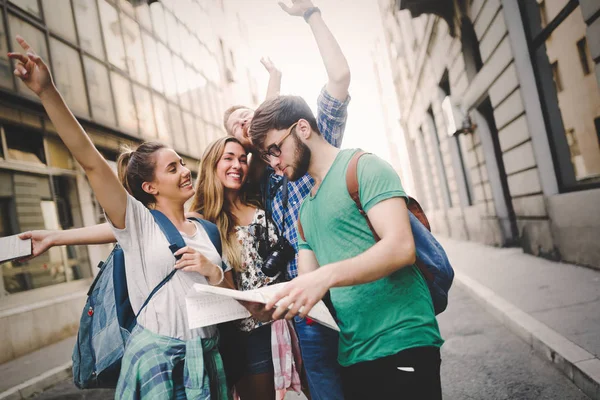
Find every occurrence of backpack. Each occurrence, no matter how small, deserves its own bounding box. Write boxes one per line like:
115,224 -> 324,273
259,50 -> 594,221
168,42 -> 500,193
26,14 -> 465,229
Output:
72,210 -> 222,389
298,150 -> 454,315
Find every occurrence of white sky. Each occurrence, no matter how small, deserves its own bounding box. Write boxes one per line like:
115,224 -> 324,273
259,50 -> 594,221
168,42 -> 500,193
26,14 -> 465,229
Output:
226,0 -> 394,163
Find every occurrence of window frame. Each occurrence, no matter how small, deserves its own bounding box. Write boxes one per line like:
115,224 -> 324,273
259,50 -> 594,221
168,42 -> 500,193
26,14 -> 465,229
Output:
520,0 -> 600,192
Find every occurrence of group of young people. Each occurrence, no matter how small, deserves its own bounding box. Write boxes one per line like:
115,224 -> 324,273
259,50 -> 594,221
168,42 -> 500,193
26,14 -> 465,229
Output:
9,1 -> 444,399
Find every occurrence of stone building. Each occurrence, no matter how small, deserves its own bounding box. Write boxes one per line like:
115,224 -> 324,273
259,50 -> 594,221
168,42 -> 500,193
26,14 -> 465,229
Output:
0,0 -> 258,365
379,0 -> 600,268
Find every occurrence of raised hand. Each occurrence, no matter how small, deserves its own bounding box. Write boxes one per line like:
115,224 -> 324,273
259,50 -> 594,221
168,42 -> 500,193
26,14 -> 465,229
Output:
18,230 -> 58,260
278,0 -> 316,17
260,57 -> 281,77
7,35 -> 55,97
173,246 -> 223,284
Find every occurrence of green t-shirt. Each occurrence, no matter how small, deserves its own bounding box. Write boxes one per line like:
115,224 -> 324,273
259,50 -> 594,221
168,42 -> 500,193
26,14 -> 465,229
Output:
298,149 -> 443,366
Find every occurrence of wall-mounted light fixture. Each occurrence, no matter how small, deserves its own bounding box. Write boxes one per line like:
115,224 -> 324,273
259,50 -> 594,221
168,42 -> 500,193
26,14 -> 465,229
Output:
441,96 -> 476,136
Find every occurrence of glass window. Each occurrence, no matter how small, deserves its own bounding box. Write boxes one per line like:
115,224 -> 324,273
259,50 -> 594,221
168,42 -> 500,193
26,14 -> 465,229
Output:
523,1 -> 600,188
9,0 -> 40,18
177,0 -> 194,29
173,56 -> 191,110
190,36 -> 202,71
133,84 -> 156,138
2,172 -> 91,294
49,39 -> 89,117
42,0 -> 76,42
99,0 -> 127,71
150,2 -> 167,40
142,33 -> 163,92
198,85 -> 212,124
196,118 -> 206,154
168,103 -> 187,151
0,10 -> 14,90
576,37 -> 591,76
205,52 -> 221,84
164,11 -> 181,55
158,42 -> 177,102
121,15 -> 148,85
46,137 -> 75,170
8,15 -> 48,99
111,72 -> 138,133
183,112 -> 199,157
153,94 -> 171,144
5,125 -> 46,164
74,0 -> 104,59
136,4 -> 152,31
83,55 -> 116,125
189,71 -> 206,116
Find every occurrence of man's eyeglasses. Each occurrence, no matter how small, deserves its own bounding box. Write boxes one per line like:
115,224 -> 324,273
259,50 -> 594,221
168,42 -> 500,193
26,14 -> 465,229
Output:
260,122 -> 298,163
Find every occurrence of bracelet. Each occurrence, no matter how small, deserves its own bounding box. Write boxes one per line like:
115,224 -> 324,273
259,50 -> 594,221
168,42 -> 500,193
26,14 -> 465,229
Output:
209,264 -> 225,286
303,7 -> 321,23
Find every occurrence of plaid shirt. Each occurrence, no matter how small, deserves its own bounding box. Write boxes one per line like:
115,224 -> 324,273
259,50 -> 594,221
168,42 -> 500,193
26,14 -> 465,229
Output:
266,87 -> 350,279
116,325 -> 228,400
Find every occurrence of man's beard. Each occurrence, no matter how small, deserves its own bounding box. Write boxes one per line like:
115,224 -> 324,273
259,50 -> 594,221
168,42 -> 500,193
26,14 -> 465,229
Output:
288,133 -> 311,181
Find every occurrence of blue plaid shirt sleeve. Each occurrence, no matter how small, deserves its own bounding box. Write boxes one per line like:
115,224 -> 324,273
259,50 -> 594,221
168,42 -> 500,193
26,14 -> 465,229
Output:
316,86 -> 351,148
270,87 -> 350,280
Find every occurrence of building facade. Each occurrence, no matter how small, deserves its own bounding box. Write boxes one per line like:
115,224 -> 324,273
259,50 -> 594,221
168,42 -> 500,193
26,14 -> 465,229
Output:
0,0 -> 258,364
379,0 -> 600,267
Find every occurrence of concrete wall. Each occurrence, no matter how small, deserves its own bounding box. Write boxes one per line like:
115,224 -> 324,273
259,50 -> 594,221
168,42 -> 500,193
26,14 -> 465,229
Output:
0,280 -> 88,364
380,0 -> 600,269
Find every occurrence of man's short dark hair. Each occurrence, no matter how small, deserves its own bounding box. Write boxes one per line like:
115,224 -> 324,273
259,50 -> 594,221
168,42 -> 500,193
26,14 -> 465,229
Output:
249,96 -> 320,149
223,105 -> 249,134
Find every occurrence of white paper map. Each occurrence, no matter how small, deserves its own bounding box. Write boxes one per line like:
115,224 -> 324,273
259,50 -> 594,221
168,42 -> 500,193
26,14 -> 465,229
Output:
186,282 -> 339,331
0,235 -> 31,263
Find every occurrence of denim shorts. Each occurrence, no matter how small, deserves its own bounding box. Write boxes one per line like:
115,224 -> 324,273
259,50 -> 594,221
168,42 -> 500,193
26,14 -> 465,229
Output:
244,324 -> 273,375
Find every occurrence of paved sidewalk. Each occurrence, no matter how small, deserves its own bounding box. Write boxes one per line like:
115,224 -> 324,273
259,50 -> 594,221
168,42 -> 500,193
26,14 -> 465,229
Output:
439,237 -> 600,400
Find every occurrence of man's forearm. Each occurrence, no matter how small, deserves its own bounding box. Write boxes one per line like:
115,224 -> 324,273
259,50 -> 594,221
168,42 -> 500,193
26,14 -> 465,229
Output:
53,223 -> 116,246
307,13 -> 350,100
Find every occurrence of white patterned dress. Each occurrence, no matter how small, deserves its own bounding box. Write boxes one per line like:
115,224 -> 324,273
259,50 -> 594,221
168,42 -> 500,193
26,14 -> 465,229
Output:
234,208 -> 286,332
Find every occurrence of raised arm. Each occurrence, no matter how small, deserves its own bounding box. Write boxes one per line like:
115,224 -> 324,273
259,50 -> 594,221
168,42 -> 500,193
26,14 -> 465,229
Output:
18,224 -> 116,259
279,0 -> 351,101
8,36 -> 128,228
261,57 -> 282,100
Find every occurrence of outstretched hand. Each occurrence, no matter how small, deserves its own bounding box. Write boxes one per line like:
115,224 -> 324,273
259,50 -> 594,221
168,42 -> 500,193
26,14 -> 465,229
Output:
278,0 -> 316,17
7,35 -> 54,97
18,230 -> 57,261
260,57 -> 280,76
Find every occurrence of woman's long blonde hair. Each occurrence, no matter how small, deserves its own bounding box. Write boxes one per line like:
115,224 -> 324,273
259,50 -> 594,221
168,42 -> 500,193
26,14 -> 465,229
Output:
189,137 -> 261,271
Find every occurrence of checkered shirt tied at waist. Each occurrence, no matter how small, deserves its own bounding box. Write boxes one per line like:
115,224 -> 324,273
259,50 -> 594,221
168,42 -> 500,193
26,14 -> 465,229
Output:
266,87 -> 350,280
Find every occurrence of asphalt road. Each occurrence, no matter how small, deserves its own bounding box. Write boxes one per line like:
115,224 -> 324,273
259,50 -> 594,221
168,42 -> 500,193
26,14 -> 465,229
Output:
33,286 -> 589,399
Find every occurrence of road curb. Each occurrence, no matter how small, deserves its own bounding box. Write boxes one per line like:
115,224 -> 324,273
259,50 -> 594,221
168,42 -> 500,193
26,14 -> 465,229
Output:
455,272 -> 600,400
0,362 -> 72,400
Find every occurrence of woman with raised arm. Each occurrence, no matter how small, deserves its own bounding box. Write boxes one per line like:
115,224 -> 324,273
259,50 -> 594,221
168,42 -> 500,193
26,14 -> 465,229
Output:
8,36 -> 230,399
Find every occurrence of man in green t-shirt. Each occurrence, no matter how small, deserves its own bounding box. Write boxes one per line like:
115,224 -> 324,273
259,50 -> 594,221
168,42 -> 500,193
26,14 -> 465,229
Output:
248,95 -> 444,400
